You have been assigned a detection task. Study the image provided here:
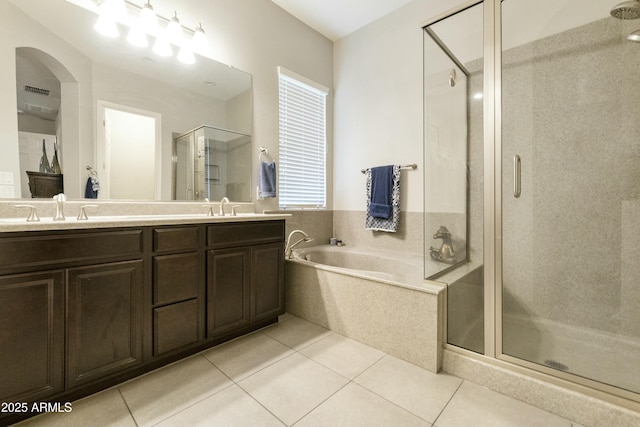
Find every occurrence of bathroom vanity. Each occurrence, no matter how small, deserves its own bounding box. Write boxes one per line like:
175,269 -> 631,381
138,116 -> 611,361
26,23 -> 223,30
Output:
0,215 -> 285,425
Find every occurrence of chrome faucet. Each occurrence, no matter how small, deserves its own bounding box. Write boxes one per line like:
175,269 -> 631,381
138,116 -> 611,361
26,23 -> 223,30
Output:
53,193 -> 66,221
219,197 -> 230,216
284,230 -> 314,259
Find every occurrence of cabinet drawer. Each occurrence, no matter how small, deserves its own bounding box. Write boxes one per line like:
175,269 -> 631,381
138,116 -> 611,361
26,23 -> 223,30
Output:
207,221 -> 284,248
153,253 -> 199,305
153,226 -> 199,252
154,299 -> 199,355
0,230 -> 143,270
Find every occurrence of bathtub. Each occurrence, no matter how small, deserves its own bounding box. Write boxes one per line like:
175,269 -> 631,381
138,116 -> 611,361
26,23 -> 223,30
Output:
285,244 -> 445,372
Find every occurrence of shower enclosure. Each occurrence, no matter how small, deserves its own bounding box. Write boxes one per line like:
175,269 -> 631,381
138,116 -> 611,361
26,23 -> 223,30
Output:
173,126 -> 252,201
424,0 -> 640,403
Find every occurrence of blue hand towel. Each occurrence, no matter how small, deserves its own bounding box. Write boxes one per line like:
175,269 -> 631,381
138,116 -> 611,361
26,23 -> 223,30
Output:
369,165 -> 394,219
365,165 -> 400,232
84,177 -> 98,199
258,161 -> 276,198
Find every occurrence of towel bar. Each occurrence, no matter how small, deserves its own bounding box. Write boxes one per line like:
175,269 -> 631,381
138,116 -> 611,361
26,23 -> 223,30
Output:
360,164 -> 417,174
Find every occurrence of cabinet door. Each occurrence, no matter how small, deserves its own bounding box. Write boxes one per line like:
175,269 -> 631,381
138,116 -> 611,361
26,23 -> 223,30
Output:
0,271 -> 64,403
66,260 -> 144,388
251,242 -> 284,322
207,248 -> 250,338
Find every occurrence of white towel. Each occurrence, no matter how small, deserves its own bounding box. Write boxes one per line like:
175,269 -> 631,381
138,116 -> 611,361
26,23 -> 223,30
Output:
365,165 -> 400,232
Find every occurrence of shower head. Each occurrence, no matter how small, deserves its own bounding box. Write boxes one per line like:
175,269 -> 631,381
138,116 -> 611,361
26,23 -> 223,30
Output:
610,1 -> 640,19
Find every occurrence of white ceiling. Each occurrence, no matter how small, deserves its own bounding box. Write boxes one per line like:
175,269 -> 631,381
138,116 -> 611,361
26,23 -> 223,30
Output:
271,0 -> 415,41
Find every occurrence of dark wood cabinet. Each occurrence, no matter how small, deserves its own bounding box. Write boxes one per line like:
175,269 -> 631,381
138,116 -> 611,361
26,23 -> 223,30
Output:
66,261 -> 144,388
151,226 -> 202,357
205,221 -> 285,339
153,299 -> 199,355
0,271 -> 64,403
251,242 -> 284,322
0,220 -> 284,425
207,247 -> 251,337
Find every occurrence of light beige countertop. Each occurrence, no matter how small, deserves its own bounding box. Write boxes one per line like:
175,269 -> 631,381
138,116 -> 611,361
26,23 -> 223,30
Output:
0,201 -> 290,233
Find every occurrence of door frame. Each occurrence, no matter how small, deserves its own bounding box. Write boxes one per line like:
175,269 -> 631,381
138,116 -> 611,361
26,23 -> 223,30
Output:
96,100 -> 162,199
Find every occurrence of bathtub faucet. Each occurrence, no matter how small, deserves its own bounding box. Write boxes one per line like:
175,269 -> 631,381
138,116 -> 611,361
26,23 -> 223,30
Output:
285,230 -> 314,259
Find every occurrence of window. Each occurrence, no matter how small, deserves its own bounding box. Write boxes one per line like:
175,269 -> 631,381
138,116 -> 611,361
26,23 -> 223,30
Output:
278,66 -> 328,209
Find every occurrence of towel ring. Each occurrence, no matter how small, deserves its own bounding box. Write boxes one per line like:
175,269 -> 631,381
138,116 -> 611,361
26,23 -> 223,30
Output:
259,147 -> 272,162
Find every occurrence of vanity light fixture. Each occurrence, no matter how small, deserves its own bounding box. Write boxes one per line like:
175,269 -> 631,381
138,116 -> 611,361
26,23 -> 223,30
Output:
91,0 -> 208,63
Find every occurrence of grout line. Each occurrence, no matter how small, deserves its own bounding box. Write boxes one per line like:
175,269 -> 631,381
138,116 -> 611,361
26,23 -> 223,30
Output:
289,379 -> 353,426
431,379 -> 464,427
117,387 -> 139,427
234,381 -> 289,427
123,354 -> 237,427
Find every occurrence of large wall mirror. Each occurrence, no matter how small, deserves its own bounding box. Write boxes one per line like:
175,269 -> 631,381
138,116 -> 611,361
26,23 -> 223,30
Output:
1,0 -> 252,201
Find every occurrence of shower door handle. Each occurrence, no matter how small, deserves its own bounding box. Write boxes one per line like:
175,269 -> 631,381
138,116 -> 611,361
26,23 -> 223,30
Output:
513,154 -> 521,198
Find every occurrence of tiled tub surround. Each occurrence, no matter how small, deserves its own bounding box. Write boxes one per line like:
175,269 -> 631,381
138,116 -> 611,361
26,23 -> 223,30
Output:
332,210 -> 423,254
285,244 -> 445,373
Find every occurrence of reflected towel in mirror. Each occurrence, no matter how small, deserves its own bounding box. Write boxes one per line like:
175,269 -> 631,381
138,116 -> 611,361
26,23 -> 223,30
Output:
258,160 -> 276,198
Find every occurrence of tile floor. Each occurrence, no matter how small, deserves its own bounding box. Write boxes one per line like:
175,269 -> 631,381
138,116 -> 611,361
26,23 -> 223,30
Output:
16,313 -> 587,427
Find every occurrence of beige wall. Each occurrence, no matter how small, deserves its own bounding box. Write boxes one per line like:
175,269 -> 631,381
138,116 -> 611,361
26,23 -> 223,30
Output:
332,0 -> 468,214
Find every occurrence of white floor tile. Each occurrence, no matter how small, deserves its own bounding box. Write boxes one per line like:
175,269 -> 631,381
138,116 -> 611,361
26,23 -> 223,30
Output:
119,354 -> 233,427
294,383 -> 432,427
355,354 -> 462,423
239,352 -> 349,426
434,381 -> 572,427
299,332 -> 385,379
153,384 -> 285,427
202,332 -> 294,381
262,313 -> 332,350
11,314 -> 590,427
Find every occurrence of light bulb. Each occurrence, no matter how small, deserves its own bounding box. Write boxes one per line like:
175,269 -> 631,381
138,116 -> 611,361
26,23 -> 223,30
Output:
168,12 -> 183,44
95,11 -> 119,38
140,1 -> 158,33
192,23 -> 207,51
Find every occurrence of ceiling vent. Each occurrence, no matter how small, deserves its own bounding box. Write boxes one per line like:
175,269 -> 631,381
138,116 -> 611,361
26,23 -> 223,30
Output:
24,85 -> 50,96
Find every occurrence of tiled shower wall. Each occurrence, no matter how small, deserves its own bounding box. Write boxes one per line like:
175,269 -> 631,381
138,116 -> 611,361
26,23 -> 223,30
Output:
499,17 -> 640,337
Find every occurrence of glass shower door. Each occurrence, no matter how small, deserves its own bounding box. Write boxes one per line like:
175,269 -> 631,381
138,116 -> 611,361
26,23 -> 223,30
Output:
500,0 -> 640,395
424,3 -> 484,354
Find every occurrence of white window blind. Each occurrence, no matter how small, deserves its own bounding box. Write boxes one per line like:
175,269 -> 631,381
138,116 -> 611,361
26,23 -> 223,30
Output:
278,66 -> 328,209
